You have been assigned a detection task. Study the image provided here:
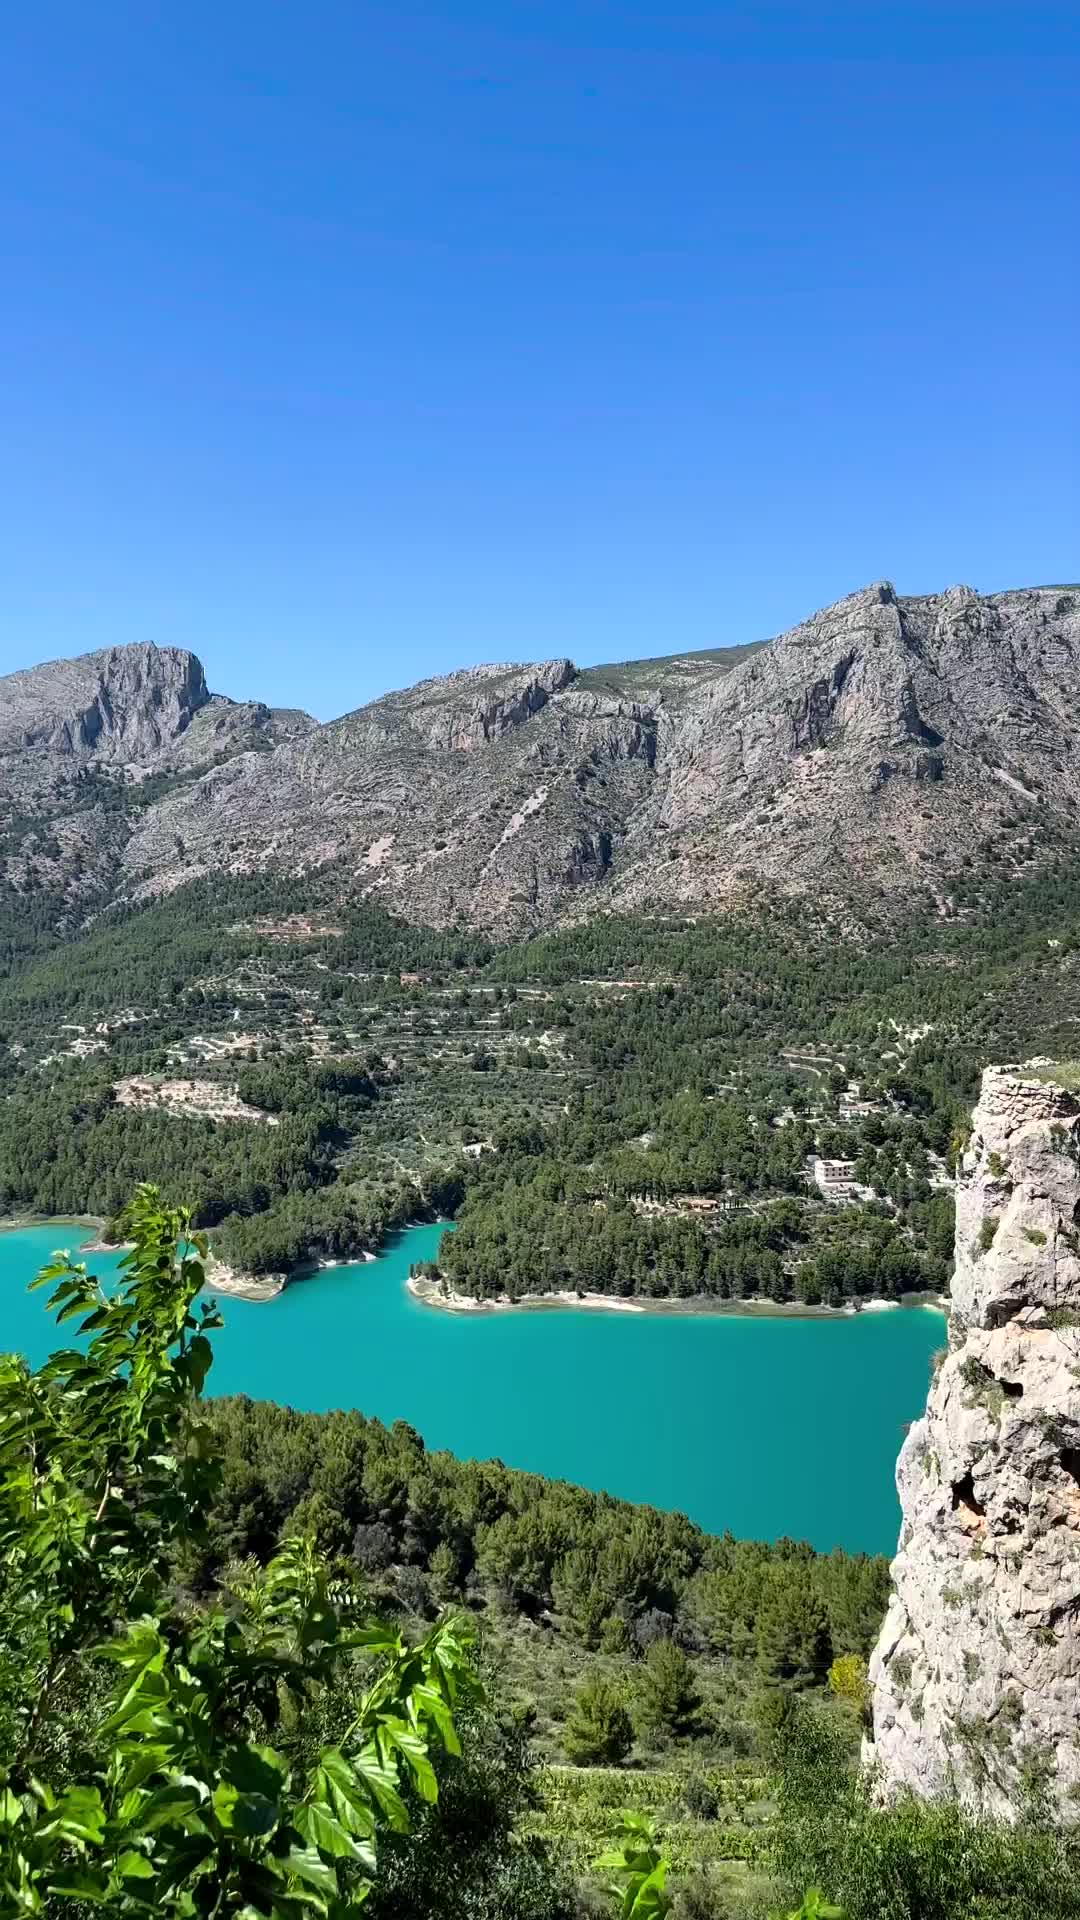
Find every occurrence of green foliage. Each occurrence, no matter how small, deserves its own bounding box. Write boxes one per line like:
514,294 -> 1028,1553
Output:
755,1582 -> 831,1688
9,845 -> 1080,1298
827,1656 -> 869,1727
199,1396 -> 888,1702
363,1699 -> 575,1920
634,1641 -> 702,1741
594,1813 -> 673,1920
0,1187 -> 479,1916
978,1216 -> 1000,1255
0,874 -> 486,1272
771,1894 -> 845,1920
565,1679 -> 634,1767
523,1766 -> 764,1877
435,1123 -> 946,1307
771,1704 -> 1080,1920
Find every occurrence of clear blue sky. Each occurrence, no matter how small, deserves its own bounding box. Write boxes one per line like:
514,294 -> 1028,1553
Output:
1,3 -> 1077,720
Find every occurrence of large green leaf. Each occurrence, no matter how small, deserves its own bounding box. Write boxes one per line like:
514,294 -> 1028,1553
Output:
281,1841 -> 341,1894
46,1867 -> 111,1902
46,1785 -> 107,1846
297,1801 -> 361,1863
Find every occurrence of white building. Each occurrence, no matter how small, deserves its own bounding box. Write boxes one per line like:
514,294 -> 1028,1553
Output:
810,1156 -> 873,1204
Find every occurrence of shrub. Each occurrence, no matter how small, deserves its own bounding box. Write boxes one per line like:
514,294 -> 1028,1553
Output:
683,1775 -> 721,1822
772,1703 -> 1080,1920
828,1654 -> 870,1725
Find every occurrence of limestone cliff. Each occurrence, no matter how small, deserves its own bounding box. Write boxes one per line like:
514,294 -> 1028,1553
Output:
868,1064 -> 1080,1820
113,582 -> 1080,931
0,643 -> 211,762
0,643 -> 316,911
6,580 -> 1080,933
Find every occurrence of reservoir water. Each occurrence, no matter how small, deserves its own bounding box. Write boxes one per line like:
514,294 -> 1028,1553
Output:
0,1220 -> 943,1556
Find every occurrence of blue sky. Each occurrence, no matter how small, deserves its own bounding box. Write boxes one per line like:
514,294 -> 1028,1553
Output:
1,3 -> 1077,720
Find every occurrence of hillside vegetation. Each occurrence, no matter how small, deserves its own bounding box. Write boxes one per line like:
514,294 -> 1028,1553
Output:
1,853 -> 1079,1294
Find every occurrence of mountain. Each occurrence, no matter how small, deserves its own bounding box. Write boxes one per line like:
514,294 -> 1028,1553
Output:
0,641 -> 314,782
3,580 -> 1079,933
0,642 -> 315,910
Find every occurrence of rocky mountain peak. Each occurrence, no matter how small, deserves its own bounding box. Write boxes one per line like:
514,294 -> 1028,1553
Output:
0,641 -> 211,761
868,1064 -> 1080,1820
331,657 -> 577,754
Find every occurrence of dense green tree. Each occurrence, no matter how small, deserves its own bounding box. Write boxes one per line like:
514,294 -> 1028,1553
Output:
633,1638 -> 702,1740
357,1702 -> 574,1920
755,1580 -> 832,1687
564,1677 -> 634,1767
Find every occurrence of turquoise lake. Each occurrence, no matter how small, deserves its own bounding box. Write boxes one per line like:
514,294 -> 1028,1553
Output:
0,1221 -> 944,1556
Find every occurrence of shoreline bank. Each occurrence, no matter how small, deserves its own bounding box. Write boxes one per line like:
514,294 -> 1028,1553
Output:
0,1214 -> 300,1306
206,1245 -> 381,1305
406,1272 -> 949,1321
3,1217 -> 948,1323
0,1213 -> 108,1238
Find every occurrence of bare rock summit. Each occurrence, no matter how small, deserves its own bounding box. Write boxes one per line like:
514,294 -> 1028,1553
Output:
0,643 -> 210,763
118,580 -> 1080,931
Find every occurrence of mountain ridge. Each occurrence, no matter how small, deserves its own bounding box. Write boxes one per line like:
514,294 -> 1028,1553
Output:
2,578 -> 1078,934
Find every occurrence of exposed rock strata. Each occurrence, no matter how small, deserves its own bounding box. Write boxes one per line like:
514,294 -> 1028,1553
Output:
868,1064 -> 1080,1820
4,580 -> 1080,932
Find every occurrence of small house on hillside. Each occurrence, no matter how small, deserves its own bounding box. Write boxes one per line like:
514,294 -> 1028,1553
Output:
809,1156 -> 873,1204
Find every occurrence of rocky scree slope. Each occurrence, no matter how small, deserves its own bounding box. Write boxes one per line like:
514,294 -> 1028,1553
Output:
869,1064 -> 1080,1821
3,579 -> 1079,932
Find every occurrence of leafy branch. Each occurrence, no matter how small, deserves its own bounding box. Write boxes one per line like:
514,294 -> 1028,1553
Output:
0,1185 -> 479,1917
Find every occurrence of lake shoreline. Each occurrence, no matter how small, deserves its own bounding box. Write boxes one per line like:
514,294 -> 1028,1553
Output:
0,1217 -> 944,1554
0,1214 -> 297,1305
3,1216 -> 948,1323
205,1245 -> 382,1305
0,1213 -> 107,1238
406,1271 -> 949,1321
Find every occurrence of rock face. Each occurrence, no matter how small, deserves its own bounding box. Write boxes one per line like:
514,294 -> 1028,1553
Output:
331,659 -> 578,754
5,579 -> 1080,932
0,642 -> 314,787
0,644 -> 211,762
114,581 -> 1080,931
0,643 -> 316,910
868,1064 -> 1080,1820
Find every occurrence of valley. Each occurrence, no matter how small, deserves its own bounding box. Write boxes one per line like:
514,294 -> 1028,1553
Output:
0,1218 -> 941,1553
4,591 -> 1080,1916
2,583 -> 1078,1300
2,847 -> 1080,1308
0,1211 -> 911,1915
4,6 -> 1076,1907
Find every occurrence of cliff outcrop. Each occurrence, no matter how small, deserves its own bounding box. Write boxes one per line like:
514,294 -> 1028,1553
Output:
868,1064 -> 1080,1820
0,643 -> 211,763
